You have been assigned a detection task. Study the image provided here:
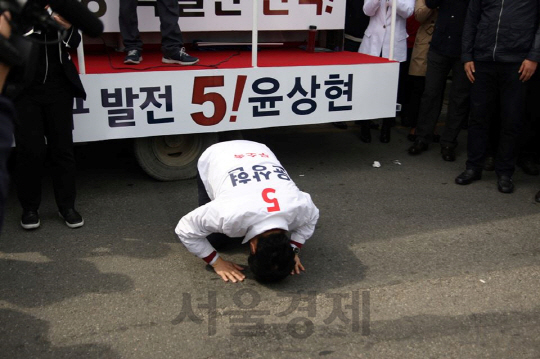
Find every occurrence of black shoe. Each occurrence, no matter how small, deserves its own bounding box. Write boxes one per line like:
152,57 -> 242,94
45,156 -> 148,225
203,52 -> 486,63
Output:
162,47 -> 199,65
359,123 -> 371,143
517,158 -> 539,176
497,176 -> 514,194
21,210 -> 40,230
441,146 -> 456,162
380,125 -> 391,143
483,156 -> 495,171
59,208 -> 84,228
408,140 -> 428,155
124,49 -> 142,64
407,133 -> 417,142
535,190 -> 540,203
455,169 -> 482,185
331,122 -> 348,130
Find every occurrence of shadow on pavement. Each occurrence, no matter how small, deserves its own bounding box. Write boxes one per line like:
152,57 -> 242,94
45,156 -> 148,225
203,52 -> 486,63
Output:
0,309 -> 120,359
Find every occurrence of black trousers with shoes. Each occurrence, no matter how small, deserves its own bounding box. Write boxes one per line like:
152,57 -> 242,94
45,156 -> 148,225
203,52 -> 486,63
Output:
415,50 -> 470,147
466,62 -> 527,177
14,84 -> 77,212
119,0 -> 184,56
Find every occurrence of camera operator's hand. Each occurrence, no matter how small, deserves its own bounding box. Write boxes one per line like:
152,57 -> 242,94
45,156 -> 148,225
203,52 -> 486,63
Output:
52,13 -> 72,29
0,11 -> 12,93
45,6 -> 72,30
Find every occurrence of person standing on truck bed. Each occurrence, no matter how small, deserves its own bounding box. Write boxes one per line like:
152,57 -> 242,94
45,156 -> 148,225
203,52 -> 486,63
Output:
119,0 -> 199,66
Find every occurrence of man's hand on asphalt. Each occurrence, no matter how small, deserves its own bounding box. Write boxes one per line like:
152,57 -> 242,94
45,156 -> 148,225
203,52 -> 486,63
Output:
291,254 -> 305,275
519,59 -> 537,82
211,257 -> 245,283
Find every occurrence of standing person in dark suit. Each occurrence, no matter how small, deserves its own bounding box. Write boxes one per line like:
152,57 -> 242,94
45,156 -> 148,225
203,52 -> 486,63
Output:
407,0 -> 470,161
119,0 -> 198,65
455,0 -> 540,194
13,9 -> 86,229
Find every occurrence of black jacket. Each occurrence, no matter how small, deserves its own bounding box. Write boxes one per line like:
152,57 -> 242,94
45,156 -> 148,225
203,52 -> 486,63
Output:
11,26 -> 86,100
426,0 -> 470,58
345,0 -> 369,39
462,0 -> 540,63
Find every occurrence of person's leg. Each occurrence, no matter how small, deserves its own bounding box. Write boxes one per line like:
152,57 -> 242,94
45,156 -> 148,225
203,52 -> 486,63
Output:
380,59 -> 411,143
397,56 -> 411,126
0,100 -> 13,232
517,70 -> 540,175
119,0 -> 142,52
466,62 -> 497,172
406,75 -> 426,130
440,57 -> 471,149
156,0 -> 183,56
43,91 -> 77,211
14,95 -> 46,212
414,51 -> 452,144
494,62 -> 527,178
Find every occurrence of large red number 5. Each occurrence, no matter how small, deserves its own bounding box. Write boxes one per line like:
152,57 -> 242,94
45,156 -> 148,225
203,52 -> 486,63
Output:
262,188 -> 281,212
191,76 -> 227,126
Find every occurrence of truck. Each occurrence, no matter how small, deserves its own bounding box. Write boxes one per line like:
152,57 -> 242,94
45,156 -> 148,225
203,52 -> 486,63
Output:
73,0 -> 399,180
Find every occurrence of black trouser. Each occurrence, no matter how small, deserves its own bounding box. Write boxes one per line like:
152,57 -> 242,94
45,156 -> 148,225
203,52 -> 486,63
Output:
119,0 -> 184,56
197,174 -> 242,250
416,50 -> 470,147
14,86 -> 77,212
404,75 -> 426,128
521,70 -> 540,160
467,61 -> 527,177
0,98 -> 14,232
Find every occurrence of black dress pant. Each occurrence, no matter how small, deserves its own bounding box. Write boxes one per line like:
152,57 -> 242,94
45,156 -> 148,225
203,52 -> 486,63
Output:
0,97 -> 15,232
415,50 -> 470,147
521,70 -> 540,159
119,0 -> 184,56
14,85 -> 77,212
467,62 -> 527,177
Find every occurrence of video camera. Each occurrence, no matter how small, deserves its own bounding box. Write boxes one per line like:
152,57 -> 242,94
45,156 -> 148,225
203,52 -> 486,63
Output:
0,0 -> 103,93
0,0 -> 103,39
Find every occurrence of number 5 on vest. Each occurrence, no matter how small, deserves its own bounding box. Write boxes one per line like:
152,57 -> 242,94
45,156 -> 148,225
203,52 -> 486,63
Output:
262,188 -> 280,212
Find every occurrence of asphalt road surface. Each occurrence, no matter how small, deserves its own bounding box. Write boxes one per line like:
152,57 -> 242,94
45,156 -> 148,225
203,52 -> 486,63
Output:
1,123 -> 539,359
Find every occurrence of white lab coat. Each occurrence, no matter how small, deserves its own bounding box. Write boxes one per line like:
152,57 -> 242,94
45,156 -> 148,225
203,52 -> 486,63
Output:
175,140 -> 319,263
358,0 -> 415,62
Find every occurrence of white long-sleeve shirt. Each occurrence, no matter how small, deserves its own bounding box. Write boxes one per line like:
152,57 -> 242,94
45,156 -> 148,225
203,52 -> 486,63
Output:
175,140 -> 319,264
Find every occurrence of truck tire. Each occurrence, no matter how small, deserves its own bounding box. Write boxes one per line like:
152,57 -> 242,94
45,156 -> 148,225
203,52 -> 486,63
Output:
134,133 -> 218,181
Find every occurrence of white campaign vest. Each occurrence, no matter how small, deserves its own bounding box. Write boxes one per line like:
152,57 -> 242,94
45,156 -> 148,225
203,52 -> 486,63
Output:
175,140 -> 319,260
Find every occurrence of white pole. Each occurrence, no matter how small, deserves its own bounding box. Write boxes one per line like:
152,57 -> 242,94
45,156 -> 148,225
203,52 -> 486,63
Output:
77,30 -> 86,74
389,0 -> 397,61
252,0 -> 258,67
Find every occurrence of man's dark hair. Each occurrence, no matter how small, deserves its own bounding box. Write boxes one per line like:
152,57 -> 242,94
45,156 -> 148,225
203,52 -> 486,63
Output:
248,231 -> 295,283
